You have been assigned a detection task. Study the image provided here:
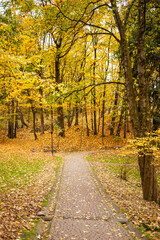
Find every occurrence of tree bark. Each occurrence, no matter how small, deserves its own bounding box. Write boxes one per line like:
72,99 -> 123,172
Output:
19,107 -> 28,128
67,101 -> 74,128
8,100 -> 15,139
110,86 -> 119,135
110,0 -> 159,202
39,88 -> 45,135
75,102 -> 79,126
116,102 -> 125,137
55,39 -> 65,137
92,34 -> 98,135
32,106 -> 37,141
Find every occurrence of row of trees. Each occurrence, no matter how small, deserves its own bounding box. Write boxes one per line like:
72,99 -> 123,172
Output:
0,0 -> 159,202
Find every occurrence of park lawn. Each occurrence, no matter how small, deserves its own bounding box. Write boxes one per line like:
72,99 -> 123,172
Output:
0,152 -> 61,239
88,151 -> 160,240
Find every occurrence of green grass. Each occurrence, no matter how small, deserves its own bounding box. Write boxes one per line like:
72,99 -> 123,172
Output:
0,155 -> 55,192
88,154 -> 141,186
20,219 -> 39,240
42,156 -> 62,207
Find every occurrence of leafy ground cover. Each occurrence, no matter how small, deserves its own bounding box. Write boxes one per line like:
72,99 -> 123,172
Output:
0,151 -> 61,239
88,151 -> 160,240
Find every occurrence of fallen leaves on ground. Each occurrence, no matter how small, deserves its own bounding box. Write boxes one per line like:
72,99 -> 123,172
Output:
89,151 -> 160,240
0,153 -> 59,240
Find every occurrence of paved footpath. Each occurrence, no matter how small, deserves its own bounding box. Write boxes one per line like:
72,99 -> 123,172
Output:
46,152 -> 141,240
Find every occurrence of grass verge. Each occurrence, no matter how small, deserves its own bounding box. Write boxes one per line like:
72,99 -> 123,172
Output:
88,151 -> 160,240
0,153 -> 61,240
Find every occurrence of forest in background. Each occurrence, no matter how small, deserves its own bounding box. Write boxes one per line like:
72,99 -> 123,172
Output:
0,0 -> 160,201
0,1 -> 160,239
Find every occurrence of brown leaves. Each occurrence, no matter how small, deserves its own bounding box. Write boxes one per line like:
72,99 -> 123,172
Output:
0,156 -> 57,239
89,152 -> 160,240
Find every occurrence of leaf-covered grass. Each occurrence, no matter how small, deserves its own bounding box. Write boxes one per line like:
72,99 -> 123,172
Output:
88,151 -> 160,240
88,154 -> 137,164
0,152 -> 61,239
0,155 -> 54,192
87,153 -> 141,185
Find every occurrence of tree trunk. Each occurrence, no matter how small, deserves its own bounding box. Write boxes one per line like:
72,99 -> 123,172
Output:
110,87 -> 119,135
110,0 -> 159,202
14,101 -> 18,138
55,39 -> 65,137
138,150 -> 158,202
102,85 -> 106,137
124,110 -> 127,139
92,35 -> 98,135
116,103 -> 125,137
67,102 -> 74,128
8,100 -> 14,139
31,106 -> 37,140
75,102 -> 79,126
40,107 -> 45,134
39,88 -> 45,135
136,0 -> 158,202
19,107 -> 28,128
57,106 -> 65,137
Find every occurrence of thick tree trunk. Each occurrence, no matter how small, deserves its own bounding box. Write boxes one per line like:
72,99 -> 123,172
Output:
110,0 -> 159,202
138,150 -> 158,202
57,106 -> 65,137
137,0 -> 158,202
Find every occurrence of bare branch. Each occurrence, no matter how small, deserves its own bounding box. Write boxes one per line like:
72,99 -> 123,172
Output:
63,81 -> 125,100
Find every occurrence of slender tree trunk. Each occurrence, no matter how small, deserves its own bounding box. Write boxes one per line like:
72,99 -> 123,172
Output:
67,101 -> 74,127
19,107 -> 28,128
92,35 -> 98,135
39,88 -> 44,135
75,102 -> 79,126
91,100 -> 94,131
84,96 -> 90,136
116,103 -> 125,137
55,44 -> 65,137
40,107 -> 44,134
32,107 -> 37,140
27,107 -> 30,123
110,87 -> 119,135
102,85 -> 106,137
98,104 -> 101,133
8,100 -> 15,139
124,110 -> 127,138
14,101 -> 18,138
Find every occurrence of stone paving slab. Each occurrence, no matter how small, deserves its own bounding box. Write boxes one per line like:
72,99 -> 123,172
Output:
54,153 -> 113,219
48,152 -> 135,239
49,218 -> 133,240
